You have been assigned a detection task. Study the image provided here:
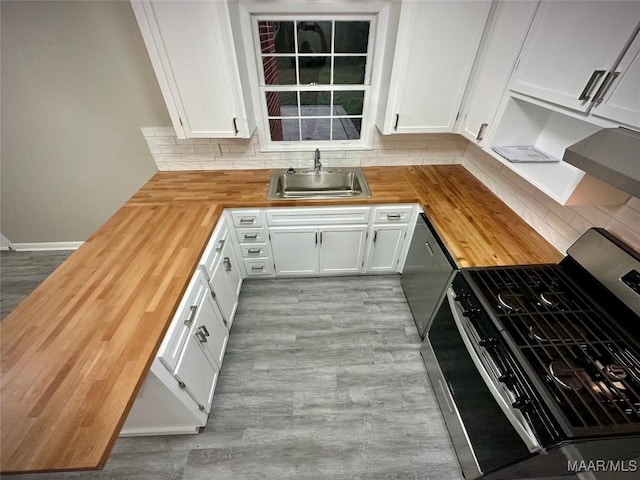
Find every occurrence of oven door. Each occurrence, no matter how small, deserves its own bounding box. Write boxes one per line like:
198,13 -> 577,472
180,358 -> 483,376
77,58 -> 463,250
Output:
421,287 -> 539,479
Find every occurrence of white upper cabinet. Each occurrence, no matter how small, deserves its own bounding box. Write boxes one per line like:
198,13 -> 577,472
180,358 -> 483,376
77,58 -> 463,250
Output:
131,0 -> 254,138
510,1 -> 640,117
459,1 -> 539,146
378,0 -> 491,134
590,30 -> 640,129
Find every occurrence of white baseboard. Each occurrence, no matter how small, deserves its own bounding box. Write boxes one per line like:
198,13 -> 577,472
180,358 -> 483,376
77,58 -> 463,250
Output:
9,241 -> 84,251
0,233 -> 12,250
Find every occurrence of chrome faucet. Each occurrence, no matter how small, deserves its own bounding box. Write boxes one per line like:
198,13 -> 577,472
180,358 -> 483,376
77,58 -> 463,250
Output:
314,148 -> 322,172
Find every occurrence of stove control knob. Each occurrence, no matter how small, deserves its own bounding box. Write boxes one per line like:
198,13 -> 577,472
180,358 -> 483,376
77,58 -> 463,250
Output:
512,397 -> 532,411
479,337 -> 498,348
498,373 -> 516,388
463,308 -> 481,319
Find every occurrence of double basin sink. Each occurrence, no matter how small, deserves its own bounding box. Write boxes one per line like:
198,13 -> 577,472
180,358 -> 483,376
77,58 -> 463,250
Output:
267,167 -> 371,200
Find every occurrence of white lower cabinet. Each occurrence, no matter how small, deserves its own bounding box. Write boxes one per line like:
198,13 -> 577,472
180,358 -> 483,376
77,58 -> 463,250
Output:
319,226 -> 367,274
270,226 -> 321,276
121,269 -> 228,436
209,238 -> 242,327
365,225 -> 408,273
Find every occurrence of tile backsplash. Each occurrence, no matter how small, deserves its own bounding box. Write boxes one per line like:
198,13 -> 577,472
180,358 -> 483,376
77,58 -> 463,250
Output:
141,128 -> 466,170
462,144 -> 640,254
141,127 -> 640,254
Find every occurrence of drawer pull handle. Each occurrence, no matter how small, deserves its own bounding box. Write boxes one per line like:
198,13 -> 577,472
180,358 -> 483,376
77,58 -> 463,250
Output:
243,233 -> 258,240
425,241 -> 434,256
198,325 -> 210,337
247,248 -> 261,254
386,213 -> 401,220
196,331 -> 207,343
315,232 -> 318,245
184,305 -> 197,326
215,239 -> 225,253
233,117 -> 239,135
592,71 -> 620,104
319,231 -> 323,244
252,265 -> 265,271
373,230 -> 378,243
223,257 -> 232,272
475,123 -> 488,141
239,217 -> 255,224
578,69 -> 605,100
394,113 -> 399,130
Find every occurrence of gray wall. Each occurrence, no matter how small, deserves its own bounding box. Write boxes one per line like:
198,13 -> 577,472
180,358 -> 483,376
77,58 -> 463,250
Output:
1,0 -> 169,243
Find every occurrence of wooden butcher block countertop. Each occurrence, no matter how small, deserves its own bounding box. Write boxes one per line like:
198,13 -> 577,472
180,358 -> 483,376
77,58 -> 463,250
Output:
0,165 -> 561,474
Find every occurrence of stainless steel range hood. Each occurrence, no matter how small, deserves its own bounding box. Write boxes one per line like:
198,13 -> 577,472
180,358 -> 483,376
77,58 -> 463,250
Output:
563,127 -> 640,198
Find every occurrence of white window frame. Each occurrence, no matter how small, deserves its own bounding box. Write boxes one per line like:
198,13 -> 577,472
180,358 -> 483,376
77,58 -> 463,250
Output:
235,1 -> 393,152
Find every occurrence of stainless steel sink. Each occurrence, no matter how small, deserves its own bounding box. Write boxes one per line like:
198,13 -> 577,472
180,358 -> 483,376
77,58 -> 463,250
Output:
267,167 -> 371,199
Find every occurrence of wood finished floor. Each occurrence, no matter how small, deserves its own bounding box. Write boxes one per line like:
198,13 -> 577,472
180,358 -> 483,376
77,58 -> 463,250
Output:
2,252 -> 572,480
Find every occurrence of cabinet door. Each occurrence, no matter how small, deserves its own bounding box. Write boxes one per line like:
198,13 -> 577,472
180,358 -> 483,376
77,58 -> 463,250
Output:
131,1 -> 250,138
270,227 -> 319,276
173,329 -> 217,414
460,1 -> 538,146
380,0 -> 491,133
195,293 -> 229,369
591,32 -> 640,129
365,225 -> 407,273
511,1 -> 640,112
318,226 -> 367,274
209,241 -> 242,327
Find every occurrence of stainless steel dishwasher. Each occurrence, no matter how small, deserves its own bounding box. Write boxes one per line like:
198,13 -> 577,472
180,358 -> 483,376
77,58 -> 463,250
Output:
401,213 -> 457,339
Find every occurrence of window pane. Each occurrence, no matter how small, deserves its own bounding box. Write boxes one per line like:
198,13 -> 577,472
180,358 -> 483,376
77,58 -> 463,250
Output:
335,22 -> 369,53
297,21 -> 331,54
299,56 -> 330,85
300,91 -> 331,116
334,57 -> 366,84
266,91 -> 298,117
263,57 -> 296,85
301,118 -> 331,141
258,21 -> 295,54
270,119 -> 300,142
333,91 -> 364,116
332,117 -> 362,140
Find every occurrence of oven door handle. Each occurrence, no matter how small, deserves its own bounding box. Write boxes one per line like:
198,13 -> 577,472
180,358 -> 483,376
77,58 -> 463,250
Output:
446,288 -> 543,454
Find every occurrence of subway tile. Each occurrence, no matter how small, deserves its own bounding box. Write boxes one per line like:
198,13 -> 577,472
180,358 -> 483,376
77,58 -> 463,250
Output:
544,211 -> 582,243
252,152 -> 282,160
377,149 -> 411,158
229,144 -> 255,154
499,167 -> 539,197
220,152 -> 254,160
264,160 -> 298,169
140,127 -> 156,137
612,205 -> 640,235
522,209 -> 561,245
626,196 -> 640,213
148,145 -> 162,154
533,190 -> 577,224
194,145 -> 214,154
345,150 -> 378,158
552,236 -> 573,254
152,127 -> 176,136
496,187 -> 527,216
321,158 -> 360,167
390,158 -> 423,166
394,141 -> 428,150
569,205 -> 614,226
155,162 -> 170,171
181,154 -> 218,162
199,161 -> 235,170
147,136 -> 177,146
438,148 -> 466,157
176,138 -> 211,145
281,151 -> 313,160
425,140 -> 468,149
160,145 -> 196,154
210,143 -> 222,156
360,158 -> 392,166
320,150 -> 347,159
219,144 -> 230,153
152,153 -> 181,163
233,160 -> 266,169
422,156 -> 455,165
164,161 -> 201,170
606,220 -> 640,251
569,213 -> 596,233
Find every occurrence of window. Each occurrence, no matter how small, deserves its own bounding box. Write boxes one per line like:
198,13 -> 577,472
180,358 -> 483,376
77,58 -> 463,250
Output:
253,17 -> 374,147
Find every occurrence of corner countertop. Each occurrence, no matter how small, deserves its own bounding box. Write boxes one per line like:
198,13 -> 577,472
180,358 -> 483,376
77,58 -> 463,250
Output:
0,165 -> 562,473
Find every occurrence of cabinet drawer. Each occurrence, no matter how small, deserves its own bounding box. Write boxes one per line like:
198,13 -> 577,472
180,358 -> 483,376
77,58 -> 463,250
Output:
199,215 -> 230,280
236,227 -> 267,243
244,258 -> 273,276
372,205 -> 415,224
266,207 -> 370,226
241,244 -> 269,258
157,269 -> 209,373
229,209 -> 264,228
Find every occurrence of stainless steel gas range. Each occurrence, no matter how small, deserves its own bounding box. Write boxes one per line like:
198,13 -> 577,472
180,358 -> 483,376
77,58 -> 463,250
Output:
422,228 -> 640,479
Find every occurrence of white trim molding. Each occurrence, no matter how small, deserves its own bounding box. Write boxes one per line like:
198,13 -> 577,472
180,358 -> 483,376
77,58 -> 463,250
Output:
1,233 -> 13,251
9,241 -> 84,252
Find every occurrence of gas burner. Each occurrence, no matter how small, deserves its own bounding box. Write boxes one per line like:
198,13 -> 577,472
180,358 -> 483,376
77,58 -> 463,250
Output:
497,290 -> 527,313
549,358 -> 586,391
529,322 -> 585,343
537,291 -> 570,310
